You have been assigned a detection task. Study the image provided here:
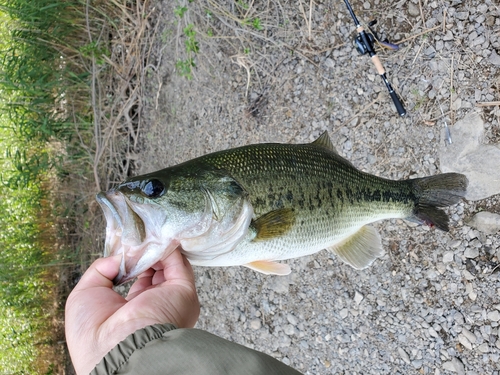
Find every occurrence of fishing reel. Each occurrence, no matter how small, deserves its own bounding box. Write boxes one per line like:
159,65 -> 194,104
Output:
354,32 -> 375,55
354,20 -> 398,55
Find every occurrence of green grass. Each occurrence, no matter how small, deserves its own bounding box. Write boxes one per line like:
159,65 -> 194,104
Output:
0,0 -> 102,373
0,0 -> 158,371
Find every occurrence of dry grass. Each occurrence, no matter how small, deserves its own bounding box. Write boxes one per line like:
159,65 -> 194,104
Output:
50,1 -> 161,372
86,0 -> 158,191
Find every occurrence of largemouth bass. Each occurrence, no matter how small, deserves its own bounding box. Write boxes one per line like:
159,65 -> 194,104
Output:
97,132 -> 468,285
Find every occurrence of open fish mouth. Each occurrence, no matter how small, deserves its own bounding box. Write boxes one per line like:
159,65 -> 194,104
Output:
96,190 -> 175,285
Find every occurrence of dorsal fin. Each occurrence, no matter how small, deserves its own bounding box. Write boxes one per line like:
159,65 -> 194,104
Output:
311,131 -> 337,153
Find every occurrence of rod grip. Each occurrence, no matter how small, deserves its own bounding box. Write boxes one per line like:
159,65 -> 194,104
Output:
389,90 -> 407,117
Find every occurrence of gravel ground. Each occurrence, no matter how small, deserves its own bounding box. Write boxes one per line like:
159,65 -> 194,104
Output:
132,1 -> 500,373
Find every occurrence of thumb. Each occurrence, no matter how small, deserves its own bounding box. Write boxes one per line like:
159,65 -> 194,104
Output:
74,255 -> 122,292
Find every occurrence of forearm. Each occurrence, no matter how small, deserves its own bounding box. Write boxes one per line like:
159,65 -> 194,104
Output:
91,323 -> 302,375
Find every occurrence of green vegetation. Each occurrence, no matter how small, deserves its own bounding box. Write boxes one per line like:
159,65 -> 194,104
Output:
0,0 -> 84,371
0,0 -> 130,372
174,4 -> 200,80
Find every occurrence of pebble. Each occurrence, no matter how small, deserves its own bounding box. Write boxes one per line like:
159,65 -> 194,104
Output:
477,343 -> 489,353
443,251 -> 454,263
354,291 -> 364,305
487,310 -> 500,322
464,248 -> 479,259
489,50 -> 500,66
408,3 -> 420,17
324,58 -> 334,69
458,334 -> 473,350
284,324 -> 295,336
398,347 -> 411,364
468,212 -> 500,234
250,319 -> 261,330
461,329 -> 477,344
287,313 -> 298,326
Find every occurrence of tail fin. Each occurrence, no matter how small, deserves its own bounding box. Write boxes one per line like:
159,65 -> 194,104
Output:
411,173 -> 468,231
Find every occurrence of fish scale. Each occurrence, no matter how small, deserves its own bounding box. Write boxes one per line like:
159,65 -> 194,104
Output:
97,132 -> 468,284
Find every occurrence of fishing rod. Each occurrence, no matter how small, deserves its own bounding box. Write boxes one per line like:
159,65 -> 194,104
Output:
342,0 -> 407,117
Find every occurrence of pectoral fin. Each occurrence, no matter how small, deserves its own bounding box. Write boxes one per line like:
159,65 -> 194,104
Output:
327,225 -> 384,269
251,208 -> 296,241
244,260 -> 291,275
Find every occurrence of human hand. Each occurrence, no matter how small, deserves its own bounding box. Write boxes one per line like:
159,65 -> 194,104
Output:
65,248 -> 199,375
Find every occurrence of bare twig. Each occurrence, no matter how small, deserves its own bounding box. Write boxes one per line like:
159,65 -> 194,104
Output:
442,8 -> 447,33
450,54 -> 455,126
418,0 -> 426,27
396,25 -> 441,45
476,101 -> 500,107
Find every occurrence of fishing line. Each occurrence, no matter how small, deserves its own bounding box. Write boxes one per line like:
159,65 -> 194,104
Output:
342,0 -> 407,117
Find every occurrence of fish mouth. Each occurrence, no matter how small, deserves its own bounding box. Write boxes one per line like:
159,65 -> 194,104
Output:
96,190 -> 175,285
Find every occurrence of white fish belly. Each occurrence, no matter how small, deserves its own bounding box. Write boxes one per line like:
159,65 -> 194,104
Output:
188,208 -> 406,267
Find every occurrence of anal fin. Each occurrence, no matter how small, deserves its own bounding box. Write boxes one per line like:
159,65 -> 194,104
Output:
327,226 -> 384,269
244,260 -> 291,275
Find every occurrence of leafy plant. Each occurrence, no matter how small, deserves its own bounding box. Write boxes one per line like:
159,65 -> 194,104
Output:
174,6 -> 187,18
175,58 -> 196,80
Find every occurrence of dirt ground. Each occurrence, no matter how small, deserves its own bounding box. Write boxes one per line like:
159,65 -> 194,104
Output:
92,0 -> 500,374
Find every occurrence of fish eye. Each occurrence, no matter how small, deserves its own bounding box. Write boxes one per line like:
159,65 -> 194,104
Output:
142,179 -> 165,198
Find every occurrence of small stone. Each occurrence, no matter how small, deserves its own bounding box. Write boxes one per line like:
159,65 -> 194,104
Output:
443,30 -> 454,41
464,247 -> 479,259
461,329 -> 477,344
463,270 -> 475,280
354,291 -> 364,305
287,313 -> 298,325
339,308 -> 348,319
455,12 -> 469,20
487,310 -> 500,322
408,3 -> 420,17
451,97 -> 462,110
442,361 -> 456,372
468,212 -> 500,234
250,319 -> 261,330
325,58 -> 334,69
477,343 -> 490,353
451,357 -> 465,375
398,347 -> 411,364
299,340 -> 309,349
443,251 -> 454,263
284,324 -> 295,336
412,359 -> 423,369
424,46 -> 436,58
489,50 -> 500,66
428,327 -> 439,338
458,334 -> 473,350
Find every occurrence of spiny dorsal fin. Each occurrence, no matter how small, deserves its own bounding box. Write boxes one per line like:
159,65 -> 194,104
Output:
327,225 -> 384,269
311,131 -> 337,153
244,260 -> 291,275
251,208 -> 296,241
